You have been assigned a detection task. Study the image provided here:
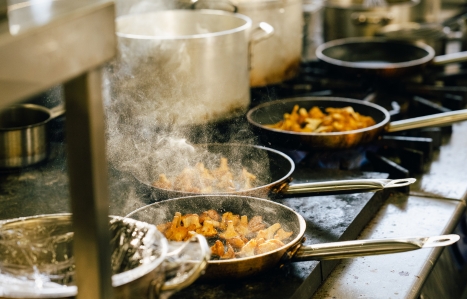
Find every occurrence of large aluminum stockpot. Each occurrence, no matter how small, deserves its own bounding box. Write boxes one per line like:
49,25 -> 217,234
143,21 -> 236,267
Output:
235,0 -> 303,87
0,214 -> 210,299
111,10 -> 264,127
323,0 -> 419,41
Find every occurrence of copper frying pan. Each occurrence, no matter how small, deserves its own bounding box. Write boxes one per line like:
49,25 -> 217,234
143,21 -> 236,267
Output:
246,97 -> 467,150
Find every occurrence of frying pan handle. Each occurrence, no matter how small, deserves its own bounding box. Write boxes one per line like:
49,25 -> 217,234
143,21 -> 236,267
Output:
386,109 -> 467,132
432,51 -> 467,65
282,178 -> 416,196
290,234 -> 460,262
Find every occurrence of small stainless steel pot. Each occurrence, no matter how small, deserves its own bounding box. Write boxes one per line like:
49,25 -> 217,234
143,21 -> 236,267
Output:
0,104 -> 65,169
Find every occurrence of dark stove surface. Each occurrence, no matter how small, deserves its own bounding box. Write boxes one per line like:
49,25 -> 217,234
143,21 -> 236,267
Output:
2,54 -> 467,299
0,141 -> 392,299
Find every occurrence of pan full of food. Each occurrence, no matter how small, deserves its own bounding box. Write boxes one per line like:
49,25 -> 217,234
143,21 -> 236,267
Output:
247,97 -> 467,150
315,37 -> 467,78
131,143 -> 415,200
125,195 -> 460,280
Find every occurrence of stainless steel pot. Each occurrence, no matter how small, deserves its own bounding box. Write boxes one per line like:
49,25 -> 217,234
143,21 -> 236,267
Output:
183,0 -> 300,86
376,23 -> 452,55
323,0 -> 419,41
0,104 -> 65,169
234,0 -> 303,87
410,0 -> 440,23
0,214 -> 210,299
302,0 -> 324,62
112,9 -> 271,127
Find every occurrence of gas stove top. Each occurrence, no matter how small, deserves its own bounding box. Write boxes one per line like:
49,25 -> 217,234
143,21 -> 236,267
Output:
1,35 -> 467,299
165,58 -> 467,298
1,53 -> 466,297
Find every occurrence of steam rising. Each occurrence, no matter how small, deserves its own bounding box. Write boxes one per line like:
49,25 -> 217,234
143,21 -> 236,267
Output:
103,5 -> 269,207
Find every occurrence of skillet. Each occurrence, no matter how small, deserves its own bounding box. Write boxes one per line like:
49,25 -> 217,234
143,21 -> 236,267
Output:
131,143 -> 415,200
316,37 -> 467,78
247,97 -> 467,150
125,195 -> 459,280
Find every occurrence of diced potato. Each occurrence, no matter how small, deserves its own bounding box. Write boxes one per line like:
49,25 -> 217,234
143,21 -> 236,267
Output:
266,105 -> 376,134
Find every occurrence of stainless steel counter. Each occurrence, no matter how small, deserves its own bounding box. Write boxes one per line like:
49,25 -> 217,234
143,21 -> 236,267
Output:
312,121 -> 467,299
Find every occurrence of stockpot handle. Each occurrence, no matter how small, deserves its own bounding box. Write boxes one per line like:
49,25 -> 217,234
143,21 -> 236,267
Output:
351,12 -> 393,26
190,0 -> 238,13
282,178 -> 416,196
386,109 -> 467,132
49,104 -> 66,120
250,22 -> 274,45
151,234 -> 210,299
291,234 -> 460,262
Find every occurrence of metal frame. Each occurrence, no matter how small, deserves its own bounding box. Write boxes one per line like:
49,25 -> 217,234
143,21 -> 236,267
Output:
0,1 -> 116,298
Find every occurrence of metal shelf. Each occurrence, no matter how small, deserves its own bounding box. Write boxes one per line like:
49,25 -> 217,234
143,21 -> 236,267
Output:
0,1 -> 117,298
0,0 -> 115,106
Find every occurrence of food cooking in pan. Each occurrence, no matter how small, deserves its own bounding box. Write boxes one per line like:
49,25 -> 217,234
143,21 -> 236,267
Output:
156,210 -> 293,260
152,157 -> 257,193
266,105 -> 376,133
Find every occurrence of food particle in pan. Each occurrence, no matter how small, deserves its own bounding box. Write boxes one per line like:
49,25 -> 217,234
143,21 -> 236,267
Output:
265,105 -> 376,133
157,210 -> 293,260
152,157 -> 257,193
